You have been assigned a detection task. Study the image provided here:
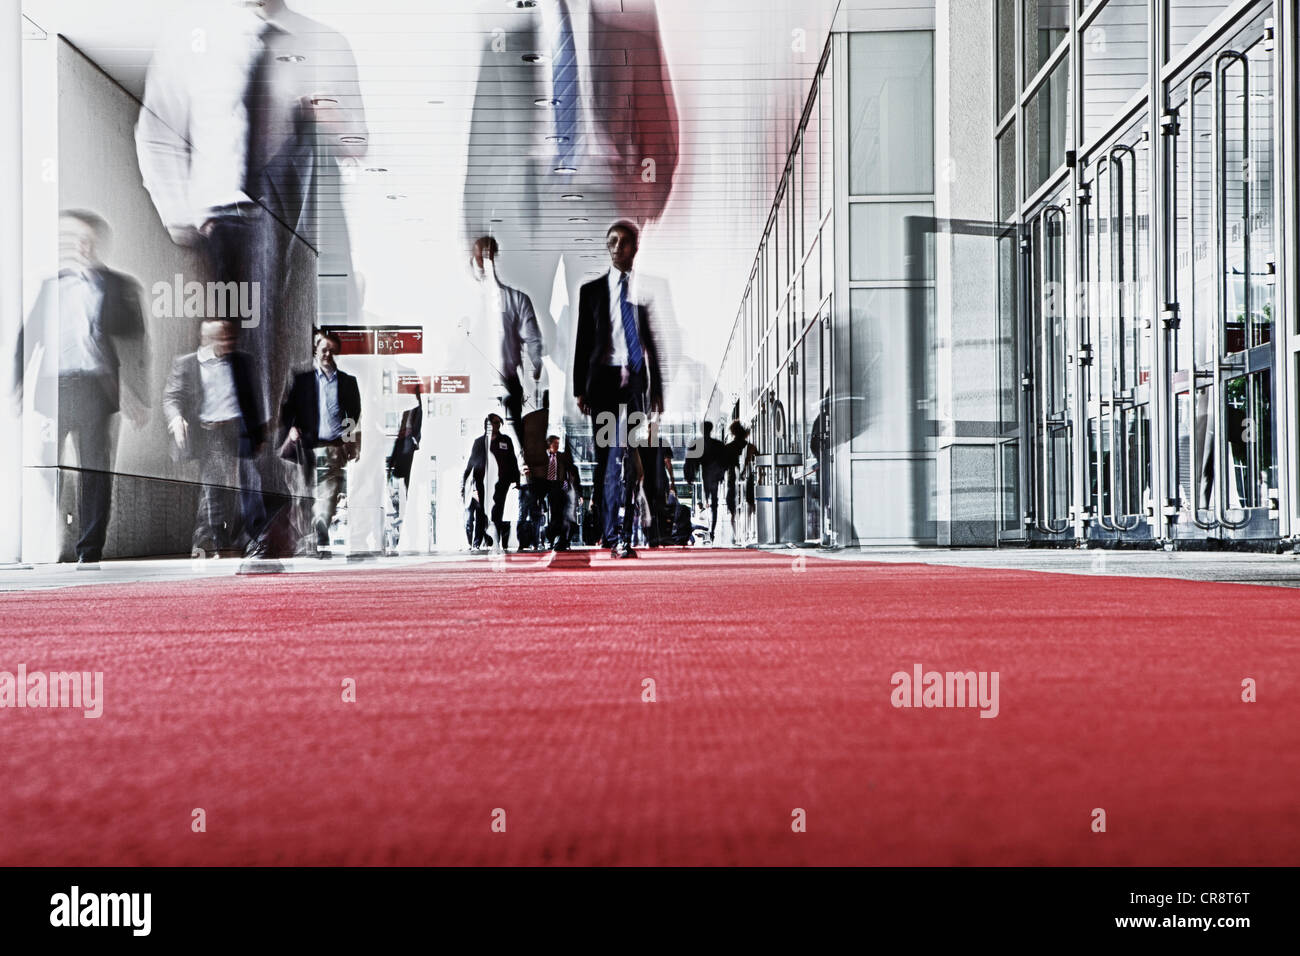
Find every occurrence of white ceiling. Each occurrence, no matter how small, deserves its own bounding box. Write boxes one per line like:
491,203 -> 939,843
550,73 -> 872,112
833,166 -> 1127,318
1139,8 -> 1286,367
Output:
26,0 -> 845,393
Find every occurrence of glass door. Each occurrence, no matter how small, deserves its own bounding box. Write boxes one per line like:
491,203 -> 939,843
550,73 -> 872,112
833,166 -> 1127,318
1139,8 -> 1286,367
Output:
1080,120 -> 1155,540
1024,190 -> 1074,539
1166,11 -> 1278,540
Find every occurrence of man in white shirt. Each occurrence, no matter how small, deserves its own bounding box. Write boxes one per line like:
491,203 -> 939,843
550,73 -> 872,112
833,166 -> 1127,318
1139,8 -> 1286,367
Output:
13,211 -> 150,565
162,318 -> 266,555
136,0 -> 369,418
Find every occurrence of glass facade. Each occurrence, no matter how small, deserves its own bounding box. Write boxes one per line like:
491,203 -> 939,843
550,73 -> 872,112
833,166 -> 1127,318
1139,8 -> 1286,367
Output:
1000,0 -> 1292,546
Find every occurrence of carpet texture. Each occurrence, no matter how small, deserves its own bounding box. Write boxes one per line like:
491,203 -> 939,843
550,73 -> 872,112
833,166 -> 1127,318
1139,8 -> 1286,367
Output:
0,549 -> 1297,866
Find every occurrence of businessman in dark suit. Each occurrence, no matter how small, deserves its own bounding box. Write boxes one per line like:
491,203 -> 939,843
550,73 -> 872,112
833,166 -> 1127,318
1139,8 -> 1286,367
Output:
572,220 -> 664,558
13,211 -> 150,565
163,319 -> 266,554
462,413 -> 521,551
684,421 -> 727,541
541,434 -> 580,551
279,329 -> 362,551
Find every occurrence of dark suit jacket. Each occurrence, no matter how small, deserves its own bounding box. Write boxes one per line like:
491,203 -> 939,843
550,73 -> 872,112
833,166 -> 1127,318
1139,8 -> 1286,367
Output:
572,273 -> 664,412
15,267 -> 148,416
161,349 -> 265,461
279,366 -> 362,452
684,436 -> 726,487
463,433 -> 520,489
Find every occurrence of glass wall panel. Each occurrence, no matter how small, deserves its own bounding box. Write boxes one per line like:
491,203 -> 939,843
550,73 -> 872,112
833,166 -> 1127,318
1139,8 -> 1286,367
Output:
1024,0 -> 1069,82
1024,56 -> 1070,196
848,31 -> 934,195
997,230 -> 1019,433
998,126 -> 1017,219
821,56 -> 834,217
849,202 -> 935,281
849,288 -> 935,452
804,114 -> 820,245
1169,1 -> 1225,62
1081,0 -> 1149,147
997,0 -> 1017,118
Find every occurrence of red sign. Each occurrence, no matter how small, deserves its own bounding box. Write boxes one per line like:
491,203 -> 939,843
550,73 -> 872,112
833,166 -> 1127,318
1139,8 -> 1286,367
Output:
397,375 -> 431,395
320,327 -> 423,356
331,329 -> 375,355
376,328 -> 423,354
434,376 -> 470,394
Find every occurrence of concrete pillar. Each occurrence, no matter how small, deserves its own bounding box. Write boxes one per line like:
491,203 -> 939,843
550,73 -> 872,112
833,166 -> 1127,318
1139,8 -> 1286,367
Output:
0,0 -> 24,565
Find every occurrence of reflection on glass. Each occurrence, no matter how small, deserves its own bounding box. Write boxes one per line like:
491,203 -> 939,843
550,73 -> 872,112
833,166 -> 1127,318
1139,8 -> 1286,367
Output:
1024,0 -> 1069,82
1081,0 -> 1149,147
1024,57 -> 1070,197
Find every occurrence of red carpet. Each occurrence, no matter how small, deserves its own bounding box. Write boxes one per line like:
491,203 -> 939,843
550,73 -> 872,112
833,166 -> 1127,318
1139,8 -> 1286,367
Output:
1,549 -> 1297,865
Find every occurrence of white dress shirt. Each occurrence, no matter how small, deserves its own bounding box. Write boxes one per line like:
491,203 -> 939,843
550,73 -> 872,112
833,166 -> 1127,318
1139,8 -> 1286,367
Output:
197,345 -> 241,423
58,270 -> 105,374
605,267 -> 635,367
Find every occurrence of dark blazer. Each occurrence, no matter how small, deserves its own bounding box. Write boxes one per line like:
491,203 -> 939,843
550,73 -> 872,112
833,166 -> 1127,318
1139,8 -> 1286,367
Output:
161,349 -> 265,461
684,435 -> 727,487
572,273 -> 664,412
279,365 -> 362,452
463,432 -> 521,489
15,267 -> 148,416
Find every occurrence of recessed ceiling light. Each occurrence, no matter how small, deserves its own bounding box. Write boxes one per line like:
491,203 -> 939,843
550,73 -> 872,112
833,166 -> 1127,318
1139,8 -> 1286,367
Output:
545,135 -> 569,143
340,135 -> 367,145
567,217 -> 589,223
574,238 -> 594,243
364,167 -> 388,173
561,193 -> 584,201
311,97 -> 338,106
521,53 -> 546,64
427,99 -> 445,105
554,165 -> 577,174
490,218 -> 504,223
276,54 -> 306,63
535,97 -> 559,107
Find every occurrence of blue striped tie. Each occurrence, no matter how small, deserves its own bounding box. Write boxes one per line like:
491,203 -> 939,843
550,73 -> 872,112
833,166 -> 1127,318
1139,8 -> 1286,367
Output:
619,273 -> 643,374
552,0 -> 578,170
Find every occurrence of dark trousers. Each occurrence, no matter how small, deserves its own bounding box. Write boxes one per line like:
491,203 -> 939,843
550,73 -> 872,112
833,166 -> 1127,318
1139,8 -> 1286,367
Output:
467,477 -> 510,548
193,421 -> 264,552
702,479 -> 720,536
201,212 -> 297,556
58,374 -> 116,561
544,479 -> 570,546
592,366 -> 649,547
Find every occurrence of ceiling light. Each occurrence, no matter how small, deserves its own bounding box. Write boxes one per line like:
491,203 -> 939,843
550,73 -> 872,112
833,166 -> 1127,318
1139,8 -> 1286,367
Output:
545,135 -> 569,143
340,135 -> 367,145
386,194 -> 407,201
364,167 -> 388,173
561,193 -> 584,201
311,97 -> 338,106
522,53 -> 546,64
574,238 -> 594,243
568,217 -> 589,223
535,97 -> 559,107
554,165 -> 577,174
427,99 -> 445,105
276,54 -> 306,63
490,218 -> 504,223
511,1 -> 538,8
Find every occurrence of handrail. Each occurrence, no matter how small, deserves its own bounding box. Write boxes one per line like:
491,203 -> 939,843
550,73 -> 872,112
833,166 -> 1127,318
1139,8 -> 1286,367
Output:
1036,204 -> 1072,535
1107,142 -> 1143,531
1211,50 -> 1252,529
1185,71 -> 1218,529
1089,157 -> 1119,531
